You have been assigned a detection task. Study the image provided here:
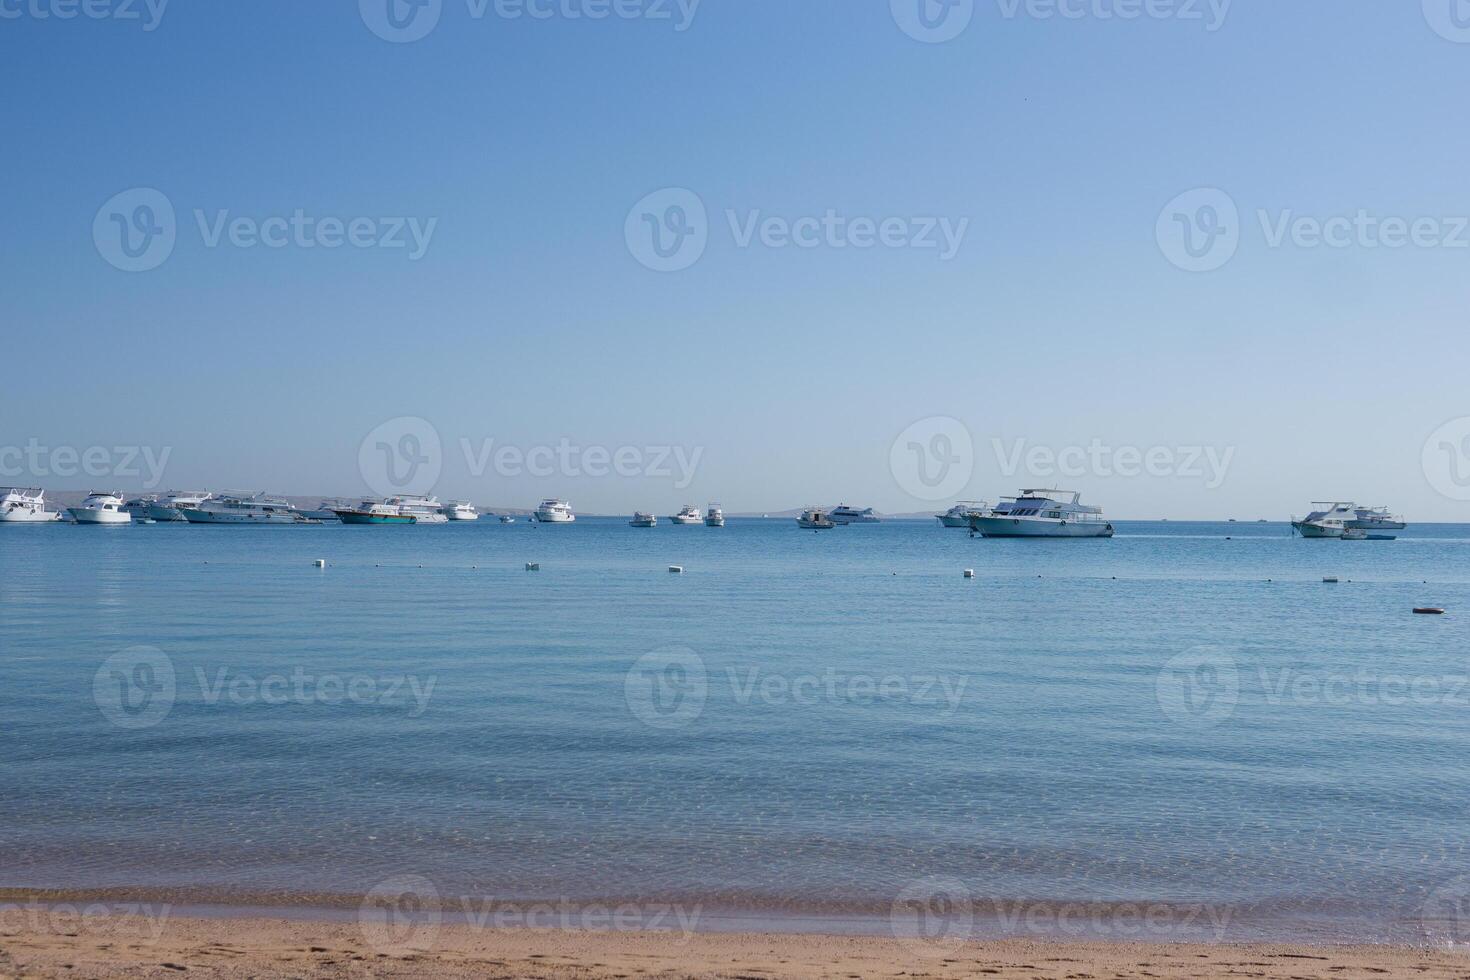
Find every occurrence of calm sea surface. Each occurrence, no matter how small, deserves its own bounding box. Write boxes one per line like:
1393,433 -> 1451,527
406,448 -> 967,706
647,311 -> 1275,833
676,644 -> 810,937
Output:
3,518 -> 1469,943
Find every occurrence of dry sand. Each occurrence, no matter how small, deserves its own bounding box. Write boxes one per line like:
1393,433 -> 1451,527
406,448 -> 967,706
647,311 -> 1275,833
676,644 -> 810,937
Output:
2,912 -> 1468,979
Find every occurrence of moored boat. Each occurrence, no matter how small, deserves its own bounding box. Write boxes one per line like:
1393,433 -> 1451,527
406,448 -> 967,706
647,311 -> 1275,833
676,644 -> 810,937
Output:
630,511 -> 657,527
830,503 -> 879,524
389,495 -> 448,524
144,490 -> 212,522
937,502 -> 987,527
797,507 -> 836,529
335,499 -> 416,525
670,504 -> 702,525
705,504 -> 725,527
970,490 -> 1114,538
0,487 -> 62,523
181,493 -> 316,524
442,500 -> 479,521
533,499 -> 575,523
68,491 -> 132,525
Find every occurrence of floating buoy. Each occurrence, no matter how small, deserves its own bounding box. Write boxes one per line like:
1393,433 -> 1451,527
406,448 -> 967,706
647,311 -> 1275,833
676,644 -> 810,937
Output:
1414,607 -> 1445,615
314,559 -> 326,568
525,562 -> 539,571
669,565 -> 684,574
1323,576 -> 1339,583
963,569 -> 975,579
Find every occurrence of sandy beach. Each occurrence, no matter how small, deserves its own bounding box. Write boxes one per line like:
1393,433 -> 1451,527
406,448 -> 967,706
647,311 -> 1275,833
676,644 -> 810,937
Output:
2,911 -> 1467,979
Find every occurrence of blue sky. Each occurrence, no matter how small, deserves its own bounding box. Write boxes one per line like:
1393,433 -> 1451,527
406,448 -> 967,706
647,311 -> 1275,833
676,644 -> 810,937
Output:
4,1 -> 1470,518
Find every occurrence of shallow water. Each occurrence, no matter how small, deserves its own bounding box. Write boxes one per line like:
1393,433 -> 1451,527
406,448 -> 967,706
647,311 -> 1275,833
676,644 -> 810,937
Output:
2,518 -> 1468,944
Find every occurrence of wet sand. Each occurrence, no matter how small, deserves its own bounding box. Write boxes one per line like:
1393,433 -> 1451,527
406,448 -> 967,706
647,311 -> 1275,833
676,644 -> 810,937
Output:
2,911 -> 1467,979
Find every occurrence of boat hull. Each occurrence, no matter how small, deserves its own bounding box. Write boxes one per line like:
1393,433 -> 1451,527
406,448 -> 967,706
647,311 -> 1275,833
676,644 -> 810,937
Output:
1292,521 -> 1343,539
535,513 -> 575,523
143,504 -> 191,521
705,518 -> 724,527
670,516 -> 701,525
938,515 -> 971,528
180,509 -> 308,524
797,520 -> 835,529
0,509 -> 61,523
68,508 -> 131,525
971,517 -> 1113,538
337,512 -> 415,525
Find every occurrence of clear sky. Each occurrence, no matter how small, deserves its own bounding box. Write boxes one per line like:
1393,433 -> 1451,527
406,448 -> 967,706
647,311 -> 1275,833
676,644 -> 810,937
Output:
4,1 -> 1470,519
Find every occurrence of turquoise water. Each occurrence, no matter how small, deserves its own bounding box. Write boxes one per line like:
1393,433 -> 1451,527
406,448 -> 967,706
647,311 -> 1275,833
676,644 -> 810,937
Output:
3,518 -> 1469,943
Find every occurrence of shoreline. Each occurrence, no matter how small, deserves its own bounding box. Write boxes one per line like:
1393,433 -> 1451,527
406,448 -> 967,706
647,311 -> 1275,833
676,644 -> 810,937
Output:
1,908 -> 1466,980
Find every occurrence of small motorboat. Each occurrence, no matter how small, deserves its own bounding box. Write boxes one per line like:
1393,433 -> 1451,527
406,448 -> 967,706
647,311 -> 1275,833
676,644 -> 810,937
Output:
796,508 -> 835,530
630,512 -> 657,527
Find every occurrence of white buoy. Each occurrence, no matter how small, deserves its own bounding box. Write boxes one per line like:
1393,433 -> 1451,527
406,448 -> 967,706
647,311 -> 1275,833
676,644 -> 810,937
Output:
963,569 -> 975,579
669,565 -> 684,574
526,562 -> 540,571
314,559 -> 326,568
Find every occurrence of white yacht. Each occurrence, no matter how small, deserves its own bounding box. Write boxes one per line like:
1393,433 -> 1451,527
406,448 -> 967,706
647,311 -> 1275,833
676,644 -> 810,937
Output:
705,504 -> 725,527
123,495 -> 158,519
301,499 -> 350,521
144,490 -> 212,522
180,493 -> 314,524
937,502 -> 988,528
970,490 -> 1114,538
68,491 -> 132,525
829,504 -> 880,524
335,499 -> 415,524
442,500 -> 479,521
389,495 -> 448,524
1350,505 -> 1405,537
670,504 -> 702,525
534,499 -> 575,523
630,511 -> 657,527
1292,502 -> 1355,539
0,488 -> 61,522
797,507 -> 836,529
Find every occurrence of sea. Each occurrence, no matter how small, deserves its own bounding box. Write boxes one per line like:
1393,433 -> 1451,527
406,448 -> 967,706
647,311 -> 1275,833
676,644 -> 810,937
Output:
2,517 -> 1469,946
